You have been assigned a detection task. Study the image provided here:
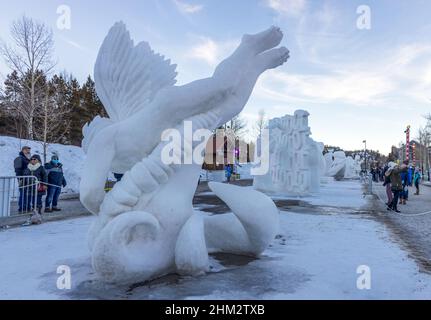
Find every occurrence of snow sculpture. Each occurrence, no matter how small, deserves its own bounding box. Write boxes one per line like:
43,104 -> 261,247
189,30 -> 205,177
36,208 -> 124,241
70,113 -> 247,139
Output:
253,110 -> 323,196
327,151 -> 347,180
324,152 -> 334,176
344,156 -> 356,179
353,155 -> 363,175
80,22 -> 288,283
316,142 -> 326,178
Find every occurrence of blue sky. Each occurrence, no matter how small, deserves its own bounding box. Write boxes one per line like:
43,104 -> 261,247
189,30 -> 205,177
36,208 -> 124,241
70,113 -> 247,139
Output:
1,0 -> 431,154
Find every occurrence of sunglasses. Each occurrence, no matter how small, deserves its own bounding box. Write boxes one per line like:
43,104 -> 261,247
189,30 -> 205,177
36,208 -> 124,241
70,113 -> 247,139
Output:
30,158 -> 38,161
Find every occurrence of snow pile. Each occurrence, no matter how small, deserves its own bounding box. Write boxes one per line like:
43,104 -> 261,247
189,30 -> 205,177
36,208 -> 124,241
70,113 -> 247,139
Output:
0,136 -> 85,193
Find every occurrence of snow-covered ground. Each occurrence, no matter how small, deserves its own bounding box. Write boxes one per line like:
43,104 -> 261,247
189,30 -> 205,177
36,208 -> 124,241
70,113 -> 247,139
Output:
0,179 -> 430,299
0,136 -> 85,193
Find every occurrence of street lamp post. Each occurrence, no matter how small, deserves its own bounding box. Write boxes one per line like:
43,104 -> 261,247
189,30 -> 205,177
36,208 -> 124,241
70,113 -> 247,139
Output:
363,140 -> 367,172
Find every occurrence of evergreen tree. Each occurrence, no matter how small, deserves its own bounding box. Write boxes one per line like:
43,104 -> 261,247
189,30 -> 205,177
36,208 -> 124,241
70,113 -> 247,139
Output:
67,76 -> 83,146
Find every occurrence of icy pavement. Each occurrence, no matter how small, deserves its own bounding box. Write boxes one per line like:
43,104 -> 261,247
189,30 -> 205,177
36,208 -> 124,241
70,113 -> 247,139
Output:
371,182 -> 431,272
0,179 -> 430,299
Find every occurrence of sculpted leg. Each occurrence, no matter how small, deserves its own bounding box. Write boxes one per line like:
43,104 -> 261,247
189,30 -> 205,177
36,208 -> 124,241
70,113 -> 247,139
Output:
175,214 -> 209,275
154,27 -> 285,124
80,128 -> 116,214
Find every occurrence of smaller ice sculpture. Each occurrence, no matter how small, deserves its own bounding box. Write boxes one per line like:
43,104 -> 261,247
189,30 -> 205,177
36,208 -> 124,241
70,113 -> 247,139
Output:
253,110 -> 323,196
316,142 -> 327,177
344,156 -> 356,179
353,155 -> 363,175
326,151 -> 347,180
324,151 -> 334,176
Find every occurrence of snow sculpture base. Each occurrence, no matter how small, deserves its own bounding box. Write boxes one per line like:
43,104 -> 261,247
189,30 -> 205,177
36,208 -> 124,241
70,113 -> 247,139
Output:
253,110 -> 324,196
80,22 -> 287,283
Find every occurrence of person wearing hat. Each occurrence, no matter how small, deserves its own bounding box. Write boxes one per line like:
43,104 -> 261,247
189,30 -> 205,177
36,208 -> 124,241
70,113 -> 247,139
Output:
386,160 -> 408,213
44,154 -> 67,212
383,161 -> 396,207
22,154 -> 48,214
13,146 -> 32,213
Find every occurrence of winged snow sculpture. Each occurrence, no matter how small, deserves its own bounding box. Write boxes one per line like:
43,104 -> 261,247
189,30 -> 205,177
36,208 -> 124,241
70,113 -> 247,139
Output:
80,22 -> 289,283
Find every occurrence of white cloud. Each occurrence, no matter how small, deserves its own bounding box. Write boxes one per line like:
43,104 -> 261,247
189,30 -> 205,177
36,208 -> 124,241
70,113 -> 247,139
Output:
188,37 -> 219,65
256,70 -> 394,105
187,37 -> 238,66
173,0 -> 203,14
255,42 -> 431,107
266,0 -> 306,16
58,35 -> 90,52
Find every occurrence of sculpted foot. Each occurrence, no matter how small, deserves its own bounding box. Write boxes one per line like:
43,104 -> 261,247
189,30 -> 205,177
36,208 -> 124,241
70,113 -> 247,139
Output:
242,26 -> 283,55
256,46 -> 290,71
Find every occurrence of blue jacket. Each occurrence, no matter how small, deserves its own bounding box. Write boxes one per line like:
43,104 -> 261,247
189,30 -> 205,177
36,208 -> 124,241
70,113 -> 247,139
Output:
44,161 -> 67,187
407,168 -> 413,185
401,171 -> 409,186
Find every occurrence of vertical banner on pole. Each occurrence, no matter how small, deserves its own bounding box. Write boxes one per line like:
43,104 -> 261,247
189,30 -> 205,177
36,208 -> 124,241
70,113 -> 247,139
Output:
405,125 -> 410,162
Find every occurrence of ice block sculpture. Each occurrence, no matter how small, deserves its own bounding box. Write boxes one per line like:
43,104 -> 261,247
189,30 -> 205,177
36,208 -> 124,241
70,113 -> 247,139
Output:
253,110 -> 324,196
80,22 -> 288,283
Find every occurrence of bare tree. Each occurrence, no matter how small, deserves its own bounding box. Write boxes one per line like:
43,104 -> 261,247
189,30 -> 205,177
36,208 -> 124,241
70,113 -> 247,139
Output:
419,114 -> 431,178
226,115 -> 248,138
0,16 -> 55,139
253,109 -> 267,138
33,76 -> 71,162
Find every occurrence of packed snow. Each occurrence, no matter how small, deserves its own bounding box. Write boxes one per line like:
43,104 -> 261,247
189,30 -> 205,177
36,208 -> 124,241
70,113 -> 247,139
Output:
0,179 -> 430,299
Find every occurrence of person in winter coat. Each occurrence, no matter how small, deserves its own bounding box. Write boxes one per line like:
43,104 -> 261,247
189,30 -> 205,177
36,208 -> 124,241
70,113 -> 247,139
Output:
387,161 -> 408,213
23,154 -> 48,214
383,162 -> 394,206
44,155 -> 67,212
225,164 -> 233,183
400,170 -> 409,205
413,168 -> 422,195
407,166 -> 414,187
13,146 -> 32,212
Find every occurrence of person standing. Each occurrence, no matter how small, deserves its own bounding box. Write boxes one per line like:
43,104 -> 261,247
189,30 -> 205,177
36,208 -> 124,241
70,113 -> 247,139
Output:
388,161 -> 408,213
400,169 -> 409,205
413,168 -> 422,195
383,162 -> 394,207
225,164 -> 233,183
23,155 -> 47,214
13,146 -> 32,213
44,155 -> 67,212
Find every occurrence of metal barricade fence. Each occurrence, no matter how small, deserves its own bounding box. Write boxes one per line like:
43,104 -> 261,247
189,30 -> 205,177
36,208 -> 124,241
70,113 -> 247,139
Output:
0,176 -> 39,217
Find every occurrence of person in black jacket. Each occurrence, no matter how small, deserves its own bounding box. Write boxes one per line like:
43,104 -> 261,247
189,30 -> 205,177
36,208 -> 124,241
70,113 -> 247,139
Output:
44,155 -> 67,212
23,154 -> 48,214
13,146 -> 32,212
